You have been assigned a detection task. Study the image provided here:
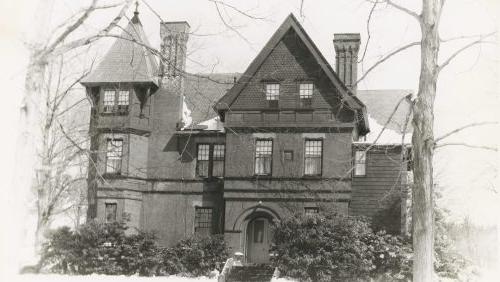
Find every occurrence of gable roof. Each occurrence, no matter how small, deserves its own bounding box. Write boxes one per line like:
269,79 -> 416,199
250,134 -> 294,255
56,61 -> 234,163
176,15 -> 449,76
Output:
213,13 -> 368,134
81,12 -> 158,86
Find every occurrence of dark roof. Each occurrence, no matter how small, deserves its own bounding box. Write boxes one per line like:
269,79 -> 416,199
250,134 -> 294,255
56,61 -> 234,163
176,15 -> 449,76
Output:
81,12 -> 158,86
357,89 -> 413,133
184,73 -> 239,125
213,13 -> 368,134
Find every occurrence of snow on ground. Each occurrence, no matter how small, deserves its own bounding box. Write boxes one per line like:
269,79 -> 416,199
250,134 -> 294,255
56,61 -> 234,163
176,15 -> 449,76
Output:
9,274 -> 216,282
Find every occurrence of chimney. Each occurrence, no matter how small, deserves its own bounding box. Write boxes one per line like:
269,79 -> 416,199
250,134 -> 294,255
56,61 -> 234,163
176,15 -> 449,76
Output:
160,21 -> 190,79
333,33 -> 360,92
160,21 -> 190,129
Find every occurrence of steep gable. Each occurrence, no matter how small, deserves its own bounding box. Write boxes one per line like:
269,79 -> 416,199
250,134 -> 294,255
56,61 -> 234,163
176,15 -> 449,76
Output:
214,14 -> 368,134
81,12 -> 158,86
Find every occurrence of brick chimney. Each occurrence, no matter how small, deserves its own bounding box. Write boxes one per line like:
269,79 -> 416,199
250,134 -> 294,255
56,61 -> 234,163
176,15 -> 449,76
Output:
160,21 -> 190,79
333,33 -> 360,92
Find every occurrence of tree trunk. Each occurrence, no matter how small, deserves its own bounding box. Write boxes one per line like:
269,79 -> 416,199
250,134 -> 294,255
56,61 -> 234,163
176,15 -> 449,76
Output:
412,0 -> 442,281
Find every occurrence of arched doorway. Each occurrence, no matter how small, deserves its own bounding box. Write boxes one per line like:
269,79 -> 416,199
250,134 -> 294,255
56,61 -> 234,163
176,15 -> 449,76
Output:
246,214 -> 273,263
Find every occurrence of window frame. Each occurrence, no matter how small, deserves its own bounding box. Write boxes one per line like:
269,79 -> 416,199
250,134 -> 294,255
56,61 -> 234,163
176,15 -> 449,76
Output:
299,83 -> 314,108
105,138 -> 123,174
102,89 -> 130,114
194,206 -> 213,236
265,83 -> 280,108
105,202 -> 118,222
354,150 -> 367,177
304,139 -> 323,176
254,139 -> 273,176
196,143 -> 225,178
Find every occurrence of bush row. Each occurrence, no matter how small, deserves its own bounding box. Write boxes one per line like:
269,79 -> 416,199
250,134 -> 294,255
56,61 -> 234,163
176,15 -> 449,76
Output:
40,220 -> 229,277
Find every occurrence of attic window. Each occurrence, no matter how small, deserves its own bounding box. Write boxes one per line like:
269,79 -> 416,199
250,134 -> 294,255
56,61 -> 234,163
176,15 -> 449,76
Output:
265,84 -> 279,108
299,83 -> 313,107
102,89 -> 130,114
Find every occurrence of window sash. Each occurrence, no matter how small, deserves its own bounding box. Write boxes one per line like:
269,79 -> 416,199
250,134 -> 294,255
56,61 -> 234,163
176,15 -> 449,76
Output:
194,207 -> 213,236
354,151 -> 366,176
105,203 -> 117,222
305,207 -> 319,215
196,144 -> 225,177
255,140 -> 272,175
106,139 -> 123,174
299,83 -> 314,99
117,90 -> 129,106
265,84 -> 280,101
304,140 -> 322,175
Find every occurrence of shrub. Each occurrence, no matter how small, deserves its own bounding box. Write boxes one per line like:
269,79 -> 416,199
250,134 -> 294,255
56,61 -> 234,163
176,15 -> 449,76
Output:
41,220 -> 162,276
160,234 -> 230,277
271,213 -> 412,282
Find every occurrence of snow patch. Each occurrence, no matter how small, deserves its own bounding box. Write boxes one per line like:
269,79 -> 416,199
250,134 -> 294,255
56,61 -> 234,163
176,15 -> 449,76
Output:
359,115 -> 411,145
182,97 -> 192,129
197,117 -> 224,131
12,274 -> 216,282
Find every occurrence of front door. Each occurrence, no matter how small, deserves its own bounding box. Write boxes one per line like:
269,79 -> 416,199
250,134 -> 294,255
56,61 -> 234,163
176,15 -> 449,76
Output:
246,217 -> 271,263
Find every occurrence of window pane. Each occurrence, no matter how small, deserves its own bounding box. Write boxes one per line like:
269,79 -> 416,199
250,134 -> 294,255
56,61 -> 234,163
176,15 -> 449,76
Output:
305,140 -> 322,175
253,220 -> 265,243
104,90 -> 115,106
255,140 -> 272,175
194,207 -> 213,236
197,144 -> 210,160
354,151 -> 366,176
266,84 -> 279,100
105,203 -> 117,222
213,145 -> 225,160
106,139 -> 123,173
118,90 -> 129,106
305,207 -> 319,215
299,83 -> 314,99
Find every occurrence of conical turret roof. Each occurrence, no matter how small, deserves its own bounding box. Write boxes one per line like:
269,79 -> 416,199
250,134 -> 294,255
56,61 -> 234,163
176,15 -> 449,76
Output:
82,11 -> 158,86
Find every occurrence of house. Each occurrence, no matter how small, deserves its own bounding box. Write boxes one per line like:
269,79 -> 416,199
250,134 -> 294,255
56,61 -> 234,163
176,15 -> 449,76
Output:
81,9 -> 412,264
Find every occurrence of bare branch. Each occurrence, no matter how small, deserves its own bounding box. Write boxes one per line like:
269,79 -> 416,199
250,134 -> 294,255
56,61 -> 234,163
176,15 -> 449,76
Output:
208,0 -> 267,20
358,1 -> 378,64
355,41 -> 420,86
438,31 -> 496,72
212,1 -> 253,46
385,0 -> 420,19
435,121 -> 498,143
435,143 -> 498,152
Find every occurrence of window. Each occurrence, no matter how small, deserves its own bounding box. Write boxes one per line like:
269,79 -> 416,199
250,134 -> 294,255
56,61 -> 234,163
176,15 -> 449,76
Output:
102,89 -> 129,113
196,144 -> 225,177
196,144 -> 210,177
194,207 -> 213,236
255,140 -> 273,175
213,144 -> 225,177
265,84 -> 279,108
105,203 -> 117,222
304,207 -> 319,215
354,150 -> 366,176
106,139 -> 123,174
283,150 -> 293,161
299,83 -> 313,107
304,140 -> 322,176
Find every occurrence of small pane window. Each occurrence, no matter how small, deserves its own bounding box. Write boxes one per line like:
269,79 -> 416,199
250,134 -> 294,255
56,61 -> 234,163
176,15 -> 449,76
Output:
305,207 -> 319,215
117,90 -> 129,106
194,207 -> 213,236
304,140 -> 322,175
103,90 -> 115,112
255,140 -> 273,175
266,84 -> 280,100
299,83 -> 314,98
212,144 -> 225,177
106,139 -> 123,174
197,144 -> 210,177
105,203 -> 117,222
354,151 -> 366,176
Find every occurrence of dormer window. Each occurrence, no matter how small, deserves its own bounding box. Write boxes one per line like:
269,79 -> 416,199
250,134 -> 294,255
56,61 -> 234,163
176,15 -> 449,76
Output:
102,89 -> 130,114
299,83 -> 313,107
265,84 -> 279,108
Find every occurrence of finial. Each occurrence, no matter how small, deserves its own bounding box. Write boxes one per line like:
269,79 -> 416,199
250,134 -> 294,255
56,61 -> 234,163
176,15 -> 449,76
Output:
132,1 -> 140,24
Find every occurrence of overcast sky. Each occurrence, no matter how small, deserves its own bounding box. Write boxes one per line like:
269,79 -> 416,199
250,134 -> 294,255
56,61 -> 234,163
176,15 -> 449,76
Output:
0,0 -> 498,229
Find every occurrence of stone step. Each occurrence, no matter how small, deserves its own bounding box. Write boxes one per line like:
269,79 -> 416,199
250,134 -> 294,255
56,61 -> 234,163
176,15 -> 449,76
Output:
227,265 -> 275,282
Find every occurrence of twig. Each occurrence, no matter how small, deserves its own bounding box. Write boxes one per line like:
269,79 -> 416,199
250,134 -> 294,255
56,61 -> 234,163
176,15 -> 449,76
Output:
358,1 -> 378,64
435,143 -> 498,151
434,121 -> 498,143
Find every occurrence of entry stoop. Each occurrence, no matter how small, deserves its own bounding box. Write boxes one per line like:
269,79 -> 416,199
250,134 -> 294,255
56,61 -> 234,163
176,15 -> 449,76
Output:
226,264 -> 275,282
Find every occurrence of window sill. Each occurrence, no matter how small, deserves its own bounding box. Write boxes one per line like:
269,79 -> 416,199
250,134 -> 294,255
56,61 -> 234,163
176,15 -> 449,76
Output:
100,111 -> 129,116
302,175 -> 322,179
